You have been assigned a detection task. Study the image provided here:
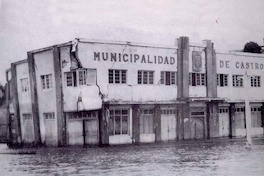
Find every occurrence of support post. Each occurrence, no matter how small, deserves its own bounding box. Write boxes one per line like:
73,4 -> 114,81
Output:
99,103 -> 109,145
28,52 -> 41,146
11,63 -> 22,146
229,103 -> 236,138
53,46 -> 66,146
244,74 -> 252,146
132,104 -> 140,144
154,104 -> 161,142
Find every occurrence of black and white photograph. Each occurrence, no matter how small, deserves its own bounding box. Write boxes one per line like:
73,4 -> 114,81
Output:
0,0 -> 264,175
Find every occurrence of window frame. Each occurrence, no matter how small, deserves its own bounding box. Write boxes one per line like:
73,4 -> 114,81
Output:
20,78 -> 29,92
250,76 -> 261,87
189,73 -> 206,86
138,70 -> 154,85
41,74 -> 52,90
109,109 -> 129,136
217,74 -> 228,87
232,75 -> 243,87
160,71 -> 177,85
109,69 -> 127,84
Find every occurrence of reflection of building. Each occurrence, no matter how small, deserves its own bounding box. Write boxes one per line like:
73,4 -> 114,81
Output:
5,37 -> 264,147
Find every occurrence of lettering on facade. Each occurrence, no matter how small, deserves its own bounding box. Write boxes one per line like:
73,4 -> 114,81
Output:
219,60 -> 264,70
94,52 -> 176,65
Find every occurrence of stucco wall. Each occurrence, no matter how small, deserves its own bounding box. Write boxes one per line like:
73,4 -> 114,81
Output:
16,62 -> 32,141
77,42 -> 178,102
217,52 -> 264,102
34,50 -> 58,144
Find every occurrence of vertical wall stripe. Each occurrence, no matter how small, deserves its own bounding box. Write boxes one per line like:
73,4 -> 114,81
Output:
28,52 -> 41,145
99,103 -> 109,145
204,40 -> 217,98
229,103 -> 236,138
154,104 -> 161,141
53,46 -> 65,146
11,63 -> 22,145
132,104 -> 140,144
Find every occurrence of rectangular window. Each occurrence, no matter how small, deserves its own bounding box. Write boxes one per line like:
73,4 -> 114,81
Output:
41,74 -> 52,89
65,72 -> 77,87
21,78 -> 29,92
109,69 -> 127,84
109,109 -> 129,135
23,114 -> 32,121
232,75 -> 243,87
78,70 -> 87,85
44,113 -> 55,120
160,71 -> 177,85
217,74 -> 228,87
219,107 -> 229,113
250,76 -> 261,87
87,69 -> 97,85
189,73 -> 206,86
138,70 -> 154,84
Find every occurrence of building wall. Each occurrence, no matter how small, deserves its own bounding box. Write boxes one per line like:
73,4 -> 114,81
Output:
189,46 -> 207,97
16,62 -> 33,143
217,52 -> 264,101
77,42 -> 178,103
60,46 -> 102,112
34,50 -> 58,145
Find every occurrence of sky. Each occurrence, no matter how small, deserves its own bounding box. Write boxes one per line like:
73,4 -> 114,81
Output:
0,0 -> 264,84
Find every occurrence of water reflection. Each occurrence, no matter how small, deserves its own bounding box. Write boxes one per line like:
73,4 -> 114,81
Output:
0,141 -> 264,176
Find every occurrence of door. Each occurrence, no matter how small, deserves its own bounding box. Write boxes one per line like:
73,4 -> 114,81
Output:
190,111 -> 205,139
68,120 -> 83,145
84,118 -> 99,145
219,107 -> 230,137
23,114 -> 34,143
161,109 -> 177,141
45,120 -> 56,146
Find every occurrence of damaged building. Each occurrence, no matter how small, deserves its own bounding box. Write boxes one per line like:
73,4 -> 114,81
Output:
5,36 -> 264,147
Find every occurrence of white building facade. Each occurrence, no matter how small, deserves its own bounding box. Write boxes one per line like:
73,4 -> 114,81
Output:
6,36 -> 264,147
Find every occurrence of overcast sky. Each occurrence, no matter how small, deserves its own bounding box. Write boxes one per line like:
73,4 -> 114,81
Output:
0,0 -> 264,84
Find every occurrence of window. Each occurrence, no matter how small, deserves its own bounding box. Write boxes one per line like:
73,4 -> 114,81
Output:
21,78 -> 29,92
232,75 -> 243,87
23,114 -> 32,121
140,109 -> 154,134
219,107 -> 229,113
138,70 -> 154,84
65,69 -> 90,87
41,74 -> 52,89
160,71 -> 177,85
65,72 -> 77,87
251,76 -> 261,87
217,74 -> 228,87
109,69 -> 127,84
87,69 -> 97,85
189,73 -> 206,86
68,111 -> 97,119
161,109 -> 177,115
44,113 -> 55,120
109,109 -> 129,135
79,70 -> 86,85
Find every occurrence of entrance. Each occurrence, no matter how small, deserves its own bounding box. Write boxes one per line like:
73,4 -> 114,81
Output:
84,116 -> 99,145
44,113 -> 57,146
139,107 -> 155,143
190,110 -> 205,139
22,114 -> 34,143
67,111 -> 99,146
161,108 -> 177,141
219,107 -> 229,137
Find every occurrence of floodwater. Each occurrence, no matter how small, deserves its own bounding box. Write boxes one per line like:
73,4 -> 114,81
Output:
0,139 -> 264,176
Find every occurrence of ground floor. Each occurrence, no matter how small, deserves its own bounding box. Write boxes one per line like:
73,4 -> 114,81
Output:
7,101 -> 264,147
